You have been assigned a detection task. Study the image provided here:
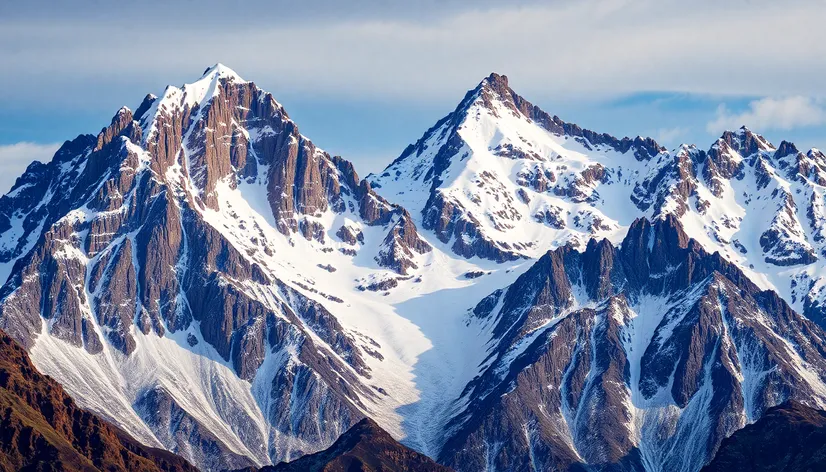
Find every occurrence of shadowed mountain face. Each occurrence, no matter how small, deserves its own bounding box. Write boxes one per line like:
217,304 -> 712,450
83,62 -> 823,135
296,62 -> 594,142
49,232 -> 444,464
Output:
0,327 -> 197,472
0,65 -> 433,471
258,418 -> 452,472
702,401 -> 826,472
437,216 -> 826,472
371,74 -> 826,329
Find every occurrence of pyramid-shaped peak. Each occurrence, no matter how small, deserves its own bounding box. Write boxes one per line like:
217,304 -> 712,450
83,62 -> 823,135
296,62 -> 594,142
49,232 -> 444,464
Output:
476,72 -> 513,98
347,417 -> 387,438
775,140 -> 800,159
717,126 -> 774,154
200,63 -> 246,82
148,63 -> 251,113
482,72 -> 509,86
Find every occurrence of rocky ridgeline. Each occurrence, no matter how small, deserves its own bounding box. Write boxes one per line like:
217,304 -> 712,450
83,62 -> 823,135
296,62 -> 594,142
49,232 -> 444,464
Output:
2,64 -> 826,472
372,74 -> 826,330
439,216 -> 826,472
0,65 -> 429,470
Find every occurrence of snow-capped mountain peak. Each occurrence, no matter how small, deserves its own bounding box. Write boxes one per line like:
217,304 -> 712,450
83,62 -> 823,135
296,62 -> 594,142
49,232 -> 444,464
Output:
371,72 -> 826,330
371,73 -> 666,263
0,65 -> 435,470
201,62 -> 247,81
4,65 -> 826,472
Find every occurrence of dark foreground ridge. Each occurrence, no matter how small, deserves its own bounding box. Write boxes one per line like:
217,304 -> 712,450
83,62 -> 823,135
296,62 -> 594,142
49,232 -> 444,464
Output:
244,417 -> 452,472
702,401 -> 826,472
0,328 -> 197,472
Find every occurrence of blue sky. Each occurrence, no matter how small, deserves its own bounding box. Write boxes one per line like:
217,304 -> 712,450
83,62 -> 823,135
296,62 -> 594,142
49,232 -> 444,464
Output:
1,0 -> 826,192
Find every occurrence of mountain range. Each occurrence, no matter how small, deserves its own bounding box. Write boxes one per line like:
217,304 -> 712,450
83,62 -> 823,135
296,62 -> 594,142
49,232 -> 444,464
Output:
1,64 -> 826,471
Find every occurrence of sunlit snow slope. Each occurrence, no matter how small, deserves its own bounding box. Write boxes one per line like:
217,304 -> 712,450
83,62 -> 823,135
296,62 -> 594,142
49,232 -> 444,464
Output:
371,73 -> 826,330
2,67 -> 826,472
0,65 -> 517,471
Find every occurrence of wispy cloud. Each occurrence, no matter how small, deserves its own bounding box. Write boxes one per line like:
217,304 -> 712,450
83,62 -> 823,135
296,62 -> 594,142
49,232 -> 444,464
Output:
655,126 -> 689,147
1,0 -> 826,107
0,142 -> 60,194
2,1 -> 826,166
706,96 -> 826,134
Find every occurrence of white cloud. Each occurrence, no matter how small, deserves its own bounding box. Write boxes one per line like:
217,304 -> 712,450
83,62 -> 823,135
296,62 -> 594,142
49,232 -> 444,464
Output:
1,0 -> 826,106
654,127 -> 688,147
0,142 -> 60,194
706,97 -> 826,134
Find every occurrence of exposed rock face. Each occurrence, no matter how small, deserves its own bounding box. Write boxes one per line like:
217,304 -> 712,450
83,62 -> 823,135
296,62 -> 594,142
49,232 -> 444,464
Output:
422,191 -> 523,262
258,418 -> 453,472
632,144 -> 699,217
473,73 -> 663,162
702,401 -> 826,472
438,216 -> 826,472
0,65 -> 432,470
0,327 -> 197,472
371,76 -> 826,334
371,72 -> 666,263
7,66 -> 826,472
375,209 -> 432,274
